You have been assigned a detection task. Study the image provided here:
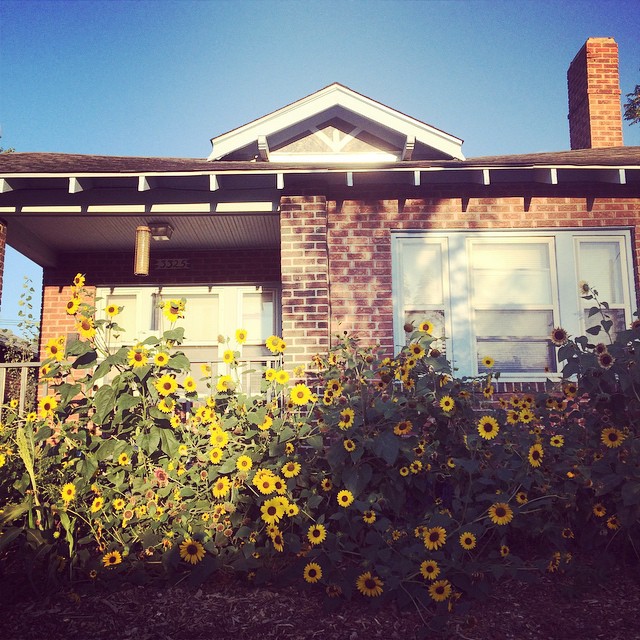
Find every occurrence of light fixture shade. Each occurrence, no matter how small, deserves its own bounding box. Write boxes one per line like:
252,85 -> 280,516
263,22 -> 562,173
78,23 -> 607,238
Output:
134,225 -> 151,276
149,222 -> 173,241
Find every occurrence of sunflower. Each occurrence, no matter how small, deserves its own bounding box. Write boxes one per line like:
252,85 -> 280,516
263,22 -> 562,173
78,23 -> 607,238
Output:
338,407 -> 355,429
500,544 -> 510,557
362,510 -> 377,524
274,369 -> 289,386
428,579 -> 452,602
418,320 -> 434,334
258,415 -> 273,431
481,355 -> 494,368
61,483 -> 76,503
210,429 -> 229,448
562,382 -> 578,398
266,335 -> 286,354
76,316 -> 96,339
90,497 -> 105,513
271,531 -> 285,552
337,489 -> 354,508
488,502 -> 514,526
102,550 -> 122,568
264,368 -> 276,382
118,452 -> 130,466
562,528 -> 574,539
439,396 -> 455,412
163,299 -> 185,323
419,559 -> 440,580
320,478 -> 333,492
356,571 -> 384,597
179,539 -> 205,565
393,420 -> 413,436
307,523 -> 327,545
44,337 -> 65,362
550,435 -> 564,448
459,532 -> 477,550
113,498 -> 126,511
515,491 -> 528,505
284,442 -> 295,455
38,394 -> 58,418
303,562 -> 323,584
593,503 -> 607,518
151,351 -> 168,367
216,375 -> 235,393
550,327 -> 569,346
66,296 -> 81,315
282,461 -> 301,478
236,455 -> 252,472
601,427 -> 625,448
528,443 -> 544,467
155,374 -> 178,397
597,352 -> 615,370
477,415 -> 499,440
519,408 -> 535,424
261,498 -> 286,524
290,383 -> 312,405
157,397 -> 175,414
235,328 -> 247,344
343,439 -> 356,452
212,476 -> 231,498
606,515 -> 620,530
209,447 -> 223,464
423,526 -> 447,551
408,342 -> 426,358
399,466 -> 410,477
410,460 -> 423,474
183,376 -> 197,394
127,345 -> 148,368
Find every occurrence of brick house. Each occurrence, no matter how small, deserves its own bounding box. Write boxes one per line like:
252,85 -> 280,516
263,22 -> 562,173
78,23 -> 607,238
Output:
0,37 -> 638,390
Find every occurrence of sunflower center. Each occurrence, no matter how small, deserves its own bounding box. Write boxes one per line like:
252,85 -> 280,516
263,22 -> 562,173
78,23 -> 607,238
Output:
496,507 -> 506,517
365,579 -> 376,589
429,532 -> 439,542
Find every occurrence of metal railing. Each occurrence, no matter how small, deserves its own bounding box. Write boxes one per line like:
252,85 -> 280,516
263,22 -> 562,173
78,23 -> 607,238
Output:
0,361 -> 41,419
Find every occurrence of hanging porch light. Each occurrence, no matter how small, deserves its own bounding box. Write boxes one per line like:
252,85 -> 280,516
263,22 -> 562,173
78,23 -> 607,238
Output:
134,225 -> 151,276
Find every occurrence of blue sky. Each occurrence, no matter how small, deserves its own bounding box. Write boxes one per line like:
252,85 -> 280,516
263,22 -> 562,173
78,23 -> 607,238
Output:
1,0 -> 639,334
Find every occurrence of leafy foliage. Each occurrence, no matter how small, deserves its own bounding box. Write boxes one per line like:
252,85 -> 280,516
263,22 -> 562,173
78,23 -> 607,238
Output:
0,276 -> 638,628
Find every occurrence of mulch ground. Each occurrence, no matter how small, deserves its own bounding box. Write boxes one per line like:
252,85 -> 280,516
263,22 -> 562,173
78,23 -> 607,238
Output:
1,567 -> 639,639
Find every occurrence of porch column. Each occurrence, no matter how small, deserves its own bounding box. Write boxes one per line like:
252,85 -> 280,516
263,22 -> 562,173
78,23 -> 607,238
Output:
279,195 -> 330,371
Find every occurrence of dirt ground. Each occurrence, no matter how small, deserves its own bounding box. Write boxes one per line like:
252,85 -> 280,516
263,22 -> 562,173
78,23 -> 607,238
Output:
1,567 -> 639,640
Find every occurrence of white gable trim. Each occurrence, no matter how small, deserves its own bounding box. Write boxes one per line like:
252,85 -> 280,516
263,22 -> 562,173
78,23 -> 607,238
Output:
208,83 -> 465,162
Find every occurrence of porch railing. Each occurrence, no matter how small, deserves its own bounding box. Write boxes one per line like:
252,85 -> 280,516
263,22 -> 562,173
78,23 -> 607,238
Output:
0,361 -> 41,419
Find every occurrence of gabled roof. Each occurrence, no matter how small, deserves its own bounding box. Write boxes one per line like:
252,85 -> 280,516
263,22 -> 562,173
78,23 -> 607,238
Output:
207,83 -> 465,162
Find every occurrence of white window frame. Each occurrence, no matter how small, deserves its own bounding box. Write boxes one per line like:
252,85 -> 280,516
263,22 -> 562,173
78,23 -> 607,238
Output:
392,229 -> 637,381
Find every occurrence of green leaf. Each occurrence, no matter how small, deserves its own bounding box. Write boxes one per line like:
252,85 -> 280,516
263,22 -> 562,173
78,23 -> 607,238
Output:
586,325 -> 601,335
72,349 -> 98,369
621,481 -> 640,506
66,339 -> 94,357
371,430 -> 400,465
163,328 -> 186,343
93,385 -> 117,424
159,429 -> 179,457
167,353 -> 190,371
116,393 -> 141,412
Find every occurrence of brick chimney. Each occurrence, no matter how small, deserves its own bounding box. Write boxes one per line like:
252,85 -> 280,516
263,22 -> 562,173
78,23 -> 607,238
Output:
567,37 -> 624,149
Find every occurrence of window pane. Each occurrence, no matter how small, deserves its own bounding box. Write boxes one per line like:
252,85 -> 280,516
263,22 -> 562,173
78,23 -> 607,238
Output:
242,291 -> 275,342
584,308 -> 626,341
476,340 -> 556,373
472,242 -> 552,305
402,243 -> 444,306
105,294 -> 138,342
579,242 -> 624,304
475,309 -> 553,337
176,295 -> 219,342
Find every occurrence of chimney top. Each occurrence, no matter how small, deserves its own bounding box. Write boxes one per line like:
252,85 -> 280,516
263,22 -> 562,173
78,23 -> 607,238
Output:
567,37 -> 624,150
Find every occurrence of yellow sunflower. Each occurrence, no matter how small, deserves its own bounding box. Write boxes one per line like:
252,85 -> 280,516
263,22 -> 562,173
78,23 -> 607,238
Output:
76,316 -> 96,340
275,369 -> 290,385
105,303 -> 120,317
338,407 -> 355,430
459,531 -> 477,550
236,455 -> 252,471
481,355 -> 495,368
209,448 -> 223,464
428,579 -> 452,602
281,461 -> 301,478
223,349 -> 236,365
38,394 -> 58,418
303,562 -> 322,584
418,320 -> 434,334
258,415 -> 273,431
155,374 -> 178,397
212,476 -> 231,499
90,497 -> 104,513
593,503 -> 606,518
61,483 -> 76,503
66,296 -> 81,315
356,571 -> 384,597
393,420 -> 413,436
102,550 -> 122,568
216,375 -> 235,393
118,452 -> 130,466
362,510 -> 377,524
183,376 -> 197,394
163,299 -> 185,323
423,526 -> 447,551
235,328 -> 247,344
439,396 -> 455,412
127,345 -> 149,368
337,489 -> 354,508
290,383 -> 312,406
154,351 -> 169,366
307,523 -> 327,545
601,427 -> 625,448
488,502 -> 514,526
44,337 -> 65,362
528,443 -> 544,467
477,415 -> 500,440
550,435 -> 564,448
179,539 -> 205,565
420,559 -> 440,580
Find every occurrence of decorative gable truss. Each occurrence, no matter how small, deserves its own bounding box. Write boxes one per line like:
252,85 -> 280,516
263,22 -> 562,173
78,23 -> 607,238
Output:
208,83 -> 465,163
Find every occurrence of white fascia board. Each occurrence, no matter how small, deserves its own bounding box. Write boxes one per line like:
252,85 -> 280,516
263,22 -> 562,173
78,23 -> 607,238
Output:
208,84 -> 465,161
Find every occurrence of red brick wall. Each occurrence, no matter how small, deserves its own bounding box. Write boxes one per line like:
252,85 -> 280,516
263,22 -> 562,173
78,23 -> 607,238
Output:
568,37 -> 623,149
327,189 -> 640,357
279,195 -> 330,369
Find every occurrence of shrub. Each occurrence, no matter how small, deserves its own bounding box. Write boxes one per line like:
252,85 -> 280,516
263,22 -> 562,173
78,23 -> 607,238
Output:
0,277 -> 637,628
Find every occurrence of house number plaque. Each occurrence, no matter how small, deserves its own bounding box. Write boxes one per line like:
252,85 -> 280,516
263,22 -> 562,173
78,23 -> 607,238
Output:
155,258 -> 190,270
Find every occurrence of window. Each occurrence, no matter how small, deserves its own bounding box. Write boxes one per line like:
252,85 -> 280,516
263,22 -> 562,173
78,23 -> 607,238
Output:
96,285 -> 280,394
392,230 -> 636,379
